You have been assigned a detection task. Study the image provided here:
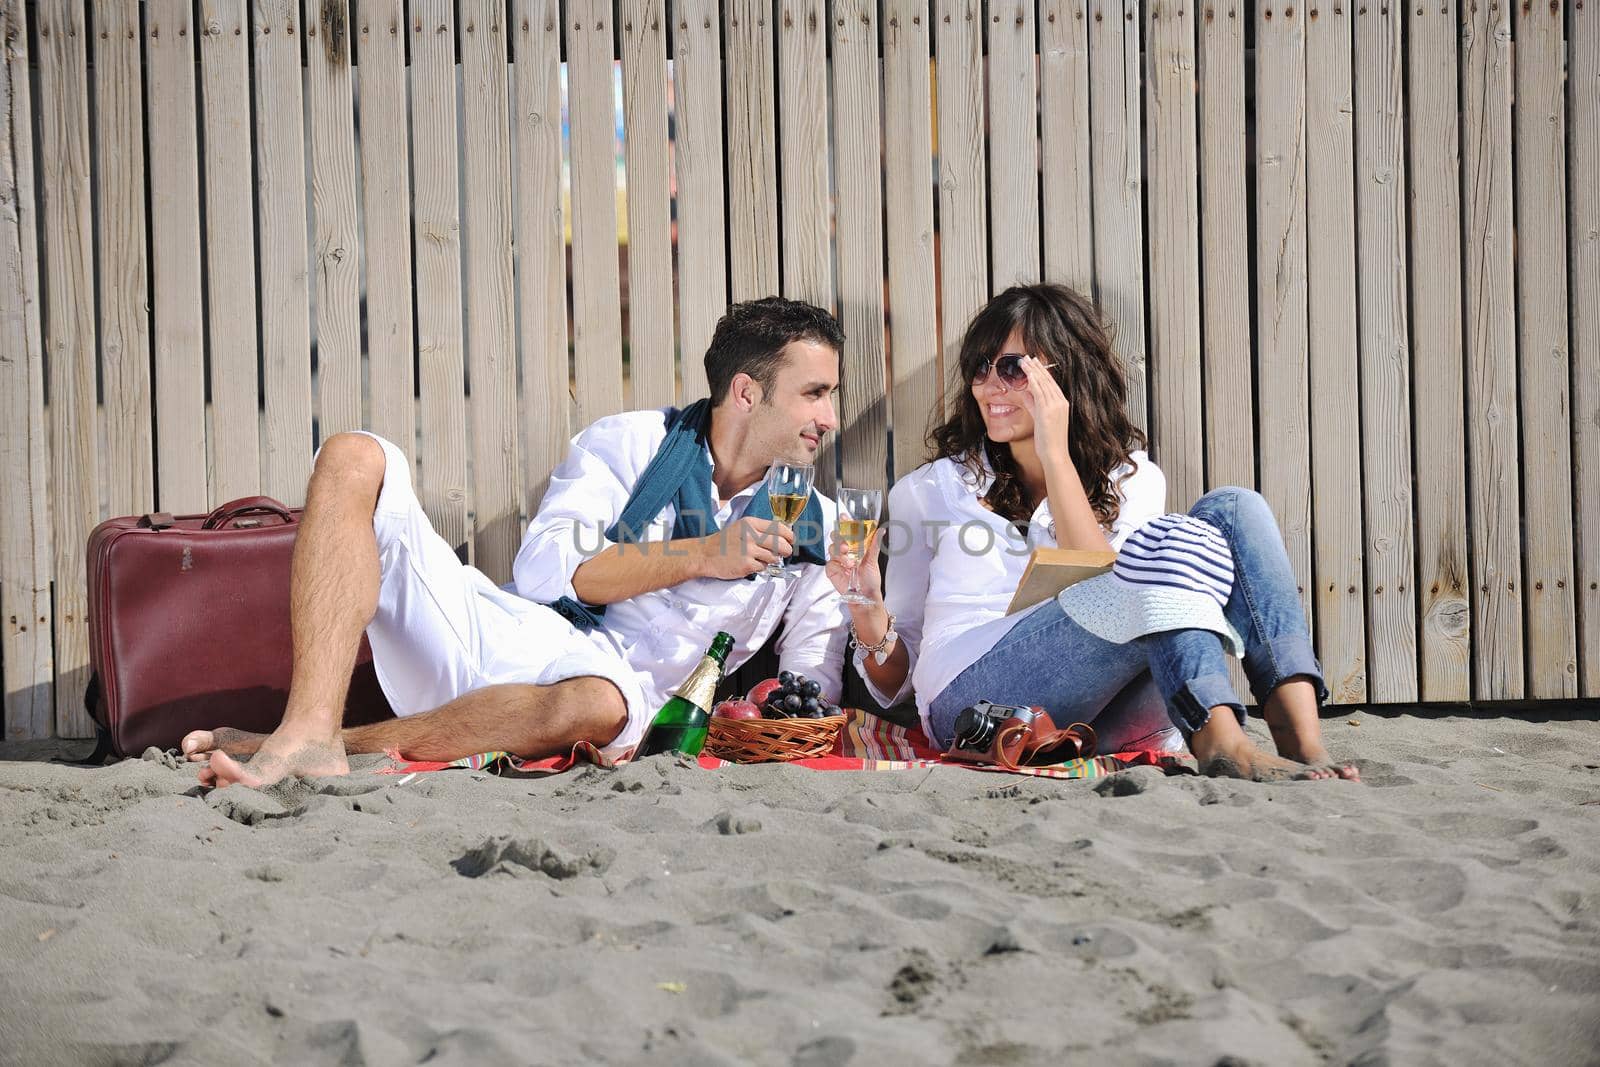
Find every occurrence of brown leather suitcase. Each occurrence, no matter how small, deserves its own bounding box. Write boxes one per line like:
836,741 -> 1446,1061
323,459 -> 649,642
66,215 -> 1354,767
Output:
85,495 -> 393,757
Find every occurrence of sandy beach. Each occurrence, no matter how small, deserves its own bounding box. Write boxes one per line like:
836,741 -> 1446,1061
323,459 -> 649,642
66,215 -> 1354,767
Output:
1,709 -> 1597,1066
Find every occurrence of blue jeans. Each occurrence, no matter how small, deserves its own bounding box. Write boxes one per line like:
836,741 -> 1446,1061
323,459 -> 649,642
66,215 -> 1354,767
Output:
927,487 -> 1328,749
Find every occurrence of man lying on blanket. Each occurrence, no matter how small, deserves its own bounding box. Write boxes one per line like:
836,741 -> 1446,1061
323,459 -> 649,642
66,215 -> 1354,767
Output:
184,298 -> 849,787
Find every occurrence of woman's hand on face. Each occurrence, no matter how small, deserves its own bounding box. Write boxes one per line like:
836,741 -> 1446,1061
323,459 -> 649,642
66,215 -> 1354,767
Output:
1014,355 -> 1072,460
825,523 -> 884,603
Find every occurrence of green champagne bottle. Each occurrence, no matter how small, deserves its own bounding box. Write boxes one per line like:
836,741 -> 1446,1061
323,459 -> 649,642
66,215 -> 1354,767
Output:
634,631 -> 735,757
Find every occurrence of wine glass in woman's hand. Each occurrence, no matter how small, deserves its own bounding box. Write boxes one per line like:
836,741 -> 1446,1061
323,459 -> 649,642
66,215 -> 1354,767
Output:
826,510 -> 884,606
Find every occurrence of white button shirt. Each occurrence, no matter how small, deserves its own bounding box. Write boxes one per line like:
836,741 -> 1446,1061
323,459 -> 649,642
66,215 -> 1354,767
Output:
858,451 -> 1166,731
514,408 -> 848,711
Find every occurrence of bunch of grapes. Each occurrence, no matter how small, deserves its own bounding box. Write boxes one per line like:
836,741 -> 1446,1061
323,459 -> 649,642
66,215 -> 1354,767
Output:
760,671 -> 839,719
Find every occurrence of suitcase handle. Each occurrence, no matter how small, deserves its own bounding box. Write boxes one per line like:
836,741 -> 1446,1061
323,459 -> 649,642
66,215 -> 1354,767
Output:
202,496 -> 295,530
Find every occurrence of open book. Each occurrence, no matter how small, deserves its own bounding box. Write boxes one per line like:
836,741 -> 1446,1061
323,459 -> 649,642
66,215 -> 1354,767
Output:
1005,547 -> 1117,615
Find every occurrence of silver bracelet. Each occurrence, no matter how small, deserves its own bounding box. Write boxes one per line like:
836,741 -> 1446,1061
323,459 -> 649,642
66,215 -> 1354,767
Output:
849,613 -> 898,664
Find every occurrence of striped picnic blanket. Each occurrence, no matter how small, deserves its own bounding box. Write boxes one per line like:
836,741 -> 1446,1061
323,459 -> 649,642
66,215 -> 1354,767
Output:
379,708 -> 1187,779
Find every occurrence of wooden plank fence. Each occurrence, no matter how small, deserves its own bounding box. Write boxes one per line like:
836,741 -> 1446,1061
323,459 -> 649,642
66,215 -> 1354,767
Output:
2,0 -> 1597,739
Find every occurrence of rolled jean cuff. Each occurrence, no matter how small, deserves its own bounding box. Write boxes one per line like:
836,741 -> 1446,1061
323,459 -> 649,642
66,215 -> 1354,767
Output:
1167,672 -> 1247,736
1247,635 -> 1329,705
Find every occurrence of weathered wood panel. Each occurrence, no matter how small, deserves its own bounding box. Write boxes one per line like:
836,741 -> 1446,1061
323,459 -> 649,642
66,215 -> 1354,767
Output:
1304,0 -> 1365,702
1513,0 -> 1577,698
1405,0 -> 1470,702
460,0 -> 521,581
883,0 -> 940,480
254,0 -> 314,504
833,0 -> 888,498
92,1 -> 153,516
725,0 -> 780,301
1354,0 -> 1418,701
145,0 -> 208,511
777,0 -> 833,310
568,0 -> 625,426
410,0 -> 470,550
513,0 -> 570,509
1,0 -> 53,739
671,0 -> 727,402
36,0 -> 98,737
199,0 -> 261,505
620,0 -> 676,409
780,0 -> 837,492
1089,0 -> 1147,431
1144,0 -> 1203,514
1573,0 -> 1600,695
355,0 -> 415,461
1039,0 -> 1093,292
934,0 -> 988,412
1254,1 -> 1313,631
306,0 -> 363,441
1460,0 -> 1524,698
988,0 -> 1039,289
1196,0 -> 1253,493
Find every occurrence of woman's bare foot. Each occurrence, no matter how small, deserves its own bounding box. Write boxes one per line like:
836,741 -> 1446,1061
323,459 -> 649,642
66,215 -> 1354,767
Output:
197,727 -> 348,789
1260,678 -> 1360,781
1268,736 -> 1360,781
181,727 -> 267,763
1189,707 -> 1353,782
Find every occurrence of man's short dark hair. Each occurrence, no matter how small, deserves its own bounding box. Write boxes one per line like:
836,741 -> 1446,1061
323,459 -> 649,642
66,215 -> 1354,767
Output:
704,297 -> 845,404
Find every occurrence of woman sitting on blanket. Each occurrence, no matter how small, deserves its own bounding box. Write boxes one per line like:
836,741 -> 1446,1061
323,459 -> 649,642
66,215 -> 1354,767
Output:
827,283 -> 1357,781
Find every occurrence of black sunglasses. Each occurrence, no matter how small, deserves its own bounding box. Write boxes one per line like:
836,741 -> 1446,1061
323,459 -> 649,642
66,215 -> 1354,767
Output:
971,352 -> 1056,389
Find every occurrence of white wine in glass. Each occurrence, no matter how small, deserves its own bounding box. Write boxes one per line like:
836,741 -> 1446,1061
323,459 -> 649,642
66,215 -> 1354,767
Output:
769,492 -> 809,525
836,518 -> 878,563
836,487 -> 882,604
762,463 -> 814,578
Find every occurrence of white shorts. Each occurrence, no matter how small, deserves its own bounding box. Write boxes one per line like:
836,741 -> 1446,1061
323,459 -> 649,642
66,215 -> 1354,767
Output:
346,432 -> 650,758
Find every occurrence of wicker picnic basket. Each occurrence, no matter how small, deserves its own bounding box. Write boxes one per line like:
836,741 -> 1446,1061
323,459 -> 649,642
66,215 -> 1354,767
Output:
705,713 -> 846,763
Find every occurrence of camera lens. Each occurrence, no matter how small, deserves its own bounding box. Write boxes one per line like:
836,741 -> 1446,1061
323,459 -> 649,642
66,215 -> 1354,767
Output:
952,705 -> 998,751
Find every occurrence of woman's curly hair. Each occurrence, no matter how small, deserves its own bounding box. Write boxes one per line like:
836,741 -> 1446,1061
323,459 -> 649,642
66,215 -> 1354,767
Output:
927,284 -> 1146,530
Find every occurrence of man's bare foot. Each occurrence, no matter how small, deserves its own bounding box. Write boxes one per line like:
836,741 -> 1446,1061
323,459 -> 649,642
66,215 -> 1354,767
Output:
198,728 -> 348,789
1260,678 -> 1360,781
181,727 -> 267,763
1189,707 -> 1354,782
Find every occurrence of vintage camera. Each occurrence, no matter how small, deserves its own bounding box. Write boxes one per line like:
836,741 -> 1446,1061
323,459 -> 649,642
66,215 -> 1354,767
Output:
945,701 -> 1094,769
950,701 -> 1044,753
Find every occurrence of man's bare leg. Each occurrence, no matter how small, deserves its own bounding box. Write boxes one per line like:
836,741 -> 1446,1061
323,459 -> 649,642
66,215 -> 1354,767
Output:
198,678 -> 628,787
190,433 -> 386,788
1187,704 -> 1351,782
1259,675 -> 1360,781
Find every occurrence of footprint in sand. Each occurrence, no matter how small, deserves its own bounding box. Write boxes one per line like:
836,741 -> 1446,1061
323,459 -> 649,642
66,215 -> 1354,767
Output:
1351,857 -> 1469,913
138,747 -> 181,770
206,786 -> 297,827
883,949 -> 942,1016
883,891 -> 952,921
1181,778 -> 1257,806
1405,812 -> 1539,838
1093,767 -> 1167,797
1516,836 -> 1568,861
1350,759 -> 1417,788
452,835 -> 615,879
793,1036 -> 857,1066
204,776 -> 387,827
705,810 -> 763,835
